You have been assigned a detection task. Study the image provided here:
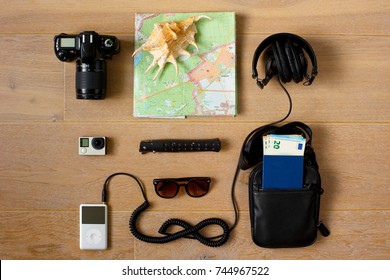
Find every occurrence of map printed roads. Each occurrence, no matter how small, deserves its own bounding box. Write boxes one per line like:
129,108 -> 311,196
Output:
133,12 -> 237,118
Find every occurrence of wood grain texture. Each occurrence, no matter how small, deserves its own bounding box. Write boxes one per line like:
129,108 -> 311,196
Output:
1,211 -> 388,260
0,36 -> 64,121
0,123 -> 389,212
0,1 -> 388,35
62,35 -> 390,122
0,0 -> 389,260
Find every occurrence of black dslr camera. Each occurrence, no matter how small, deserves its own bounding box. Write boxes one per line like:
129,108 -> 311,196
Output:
54,31 -> 120,99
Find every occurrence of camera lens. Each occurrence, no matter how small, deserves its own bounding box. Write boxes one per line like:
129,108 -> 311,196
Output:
76,60 -> 107,99
91,137 -> 105,150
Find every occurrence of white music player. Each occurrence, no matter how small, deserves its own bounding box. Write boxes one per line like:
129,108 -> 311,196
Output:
80,204 -> 107,250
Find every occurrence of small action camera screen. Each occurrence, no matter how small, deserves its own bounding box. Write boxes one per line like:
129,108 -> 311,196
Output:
82,206 -> 105,224
60,38 -> 75,48
80,138 -> 89,147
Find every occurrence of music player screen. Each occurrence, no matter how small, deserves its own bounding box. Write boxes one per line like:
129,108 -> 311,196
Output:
81,206 -> 105,224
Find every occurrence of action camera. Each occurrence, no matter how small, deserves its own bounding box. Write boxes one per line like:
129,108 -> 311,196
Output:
54,31 -> 120,99
79,137 -> 106,155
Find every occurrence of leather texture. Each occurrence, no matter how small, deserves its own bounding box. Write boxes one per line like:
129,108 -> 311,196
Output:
249,163 -> 321,248
246,122 -> 326,248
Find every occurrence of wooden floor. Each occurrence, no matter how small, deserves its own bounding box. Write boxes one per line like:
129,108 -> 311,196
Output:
0,1 -> 389,260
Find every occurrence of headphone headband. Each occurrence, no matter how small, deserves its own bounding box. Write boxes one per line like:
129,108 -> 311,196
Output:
252,33 -> 317,87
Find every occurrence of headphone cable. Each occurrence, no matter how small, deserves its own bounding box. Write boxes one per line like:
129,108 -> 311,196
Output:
268,76 -> 293,126
102,172 -> 235,247
230,75 -> 294,224
100,78 -> 291,248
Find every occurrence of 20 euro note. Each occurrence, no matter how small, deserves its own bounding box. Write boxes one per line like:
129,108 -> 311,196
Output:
263,134 -> 306,156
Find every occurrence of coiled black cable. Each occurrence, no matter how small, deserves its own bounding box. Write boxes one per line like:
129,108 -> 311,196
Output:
129,201 -> 230,247
103,172 -> 234,247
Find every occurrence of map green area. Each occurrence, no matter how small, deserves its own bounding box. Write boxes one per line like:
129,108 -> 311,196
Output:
133,12 -> 236,118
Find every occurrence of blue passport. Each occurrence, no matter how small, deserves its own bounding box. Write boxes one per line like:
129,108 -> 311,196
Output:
262,155 -> 304,189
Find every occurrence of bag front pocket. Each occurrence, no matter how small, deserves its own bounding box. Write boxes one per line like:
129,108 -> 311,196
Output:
252,188 -> 319,248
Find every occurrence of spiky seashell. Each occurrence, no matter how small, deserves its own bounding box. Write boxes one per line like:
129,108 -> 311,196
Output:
132,15 -> 210,80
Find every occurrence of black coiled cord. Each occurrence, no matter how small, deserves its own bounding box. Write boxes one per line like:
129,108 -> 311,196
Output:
129,201 -> 230,247
103,172 -> 235,248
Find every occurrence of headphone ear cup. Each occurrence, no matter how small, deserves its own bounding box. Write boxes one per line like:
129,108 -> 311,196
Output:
242,133 -> 264,168
272,40 -> 291,83
262,56 -> 275,86
285,40 -> 303,83
296,47 -> 308,80
239,125 -> 278,170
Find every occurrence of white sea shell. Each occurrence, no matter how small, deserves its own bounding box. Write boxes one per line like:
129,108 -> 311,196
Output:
133,15 -> 210,80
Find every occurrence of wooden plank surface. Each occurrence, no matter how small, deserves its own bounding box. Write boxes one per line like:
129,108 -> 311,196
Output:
0,1 -> 388,35
1,211 -> 388,260
0,0 -> 389,260
62,34 -> 390,122
0,123 -> 389,211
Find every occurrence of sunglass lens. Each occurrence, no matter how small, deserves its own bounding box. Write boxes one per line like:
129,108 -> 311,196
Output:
186,179 -> 209,197
156,181 -> 178,198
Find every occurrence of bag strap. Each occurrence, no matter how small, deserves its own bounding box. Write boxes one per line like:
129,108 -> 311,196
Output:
238,124 -> 278,170
277,122 -> 318,168
238,121 -> 315,170
276,121 -> 313,145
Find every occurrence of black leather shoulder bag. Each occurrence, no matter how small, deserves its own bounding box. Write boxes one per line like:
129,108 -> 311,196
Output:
247,122 -> 330,248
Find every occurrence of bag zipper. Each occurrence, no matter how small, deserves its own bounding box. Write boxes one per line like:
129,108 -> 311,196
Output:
318,221 -> 330,237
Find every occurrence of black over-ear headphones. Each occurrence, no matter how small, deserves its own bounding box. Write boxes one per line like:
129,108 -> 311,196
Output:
252,33 -> 317,89
237,33 -> 318,170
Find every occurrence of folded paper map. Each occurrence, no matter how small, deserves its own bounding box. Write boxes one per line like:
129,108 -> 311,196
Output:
133,12 -> 237,118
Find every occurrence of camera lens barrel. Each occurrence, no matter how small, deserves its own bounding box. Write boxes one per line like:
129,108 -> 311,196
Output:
91,137 -> 105,150
76,60 -> 107,99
